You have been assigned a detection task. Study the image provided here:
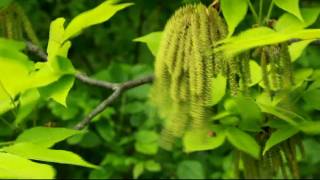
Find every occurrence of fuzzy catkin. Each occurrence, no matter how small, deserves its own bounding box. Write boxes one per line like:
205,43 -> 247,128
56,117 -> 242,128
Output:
152,4 -> 228,149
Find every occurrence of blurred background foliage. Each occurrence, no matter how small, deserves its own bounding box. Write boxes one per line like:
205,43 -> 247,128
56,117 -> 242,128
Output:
0,0 -> 320,179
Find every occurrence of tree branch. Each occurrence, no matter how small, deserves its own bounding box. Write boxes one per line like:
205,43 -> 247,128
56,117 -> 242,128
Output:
25,42 -> 154,130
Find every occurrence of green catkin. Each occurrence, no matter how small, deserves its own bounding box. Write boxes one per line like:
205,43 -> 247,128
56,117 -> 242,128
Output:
268,45 -> 282,90
228,57 -> 239,96
282,141 -> 300,179
240,52 -> 251,95
4,10 -> 13,38
261,48 -> 271,94
280,43 -> 293,89
279,149 -> 289,179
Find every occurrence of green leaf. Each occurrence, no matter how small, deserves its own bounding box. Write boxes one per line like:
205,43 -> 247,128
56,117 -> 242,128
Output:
0,47 -> 34,101
294,68 -> 313,88
275,8 -> 320,33
134,130 -> 158,155
144,160 -> 161,172
47,18 -> 66,61
249,60 -> 262,86
263,126 -> 299,154
225,97 -> 262,132
274,0 -> 303,21
183,129 -> 226,153
220,0 -> 248,37
133,162 -> 144,179
3,143 -> 97,168
15,89 -> 40,125
0,38 -> 25,50
303,89 -> 320,110
0,152 -> 55,179
16,127 -> 82,148
177,160 -> 205,179
300,121 -> 320,134
209,74 -> 227,106
226,127 -> 260,159
63,1 -> 133,41
258,103 -> 305,126
216,27 -> 320,56
289,40 -> 315,62
133,32 -> 163,56
39,75 -> 75,107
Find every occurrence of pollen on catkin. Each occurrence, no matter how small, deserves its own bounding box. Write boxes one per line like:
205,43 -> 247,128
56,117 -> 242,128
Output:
151,4 -> 229,150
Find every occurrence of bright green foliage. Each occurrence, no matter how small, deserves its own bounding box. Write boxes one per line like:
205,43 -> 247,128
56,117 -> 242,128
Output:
274,0 -> 303,20
133,32 -> 163,56
263,126 -> 299,154
220,0 -> 248,37
3,142 -> 97,168
216,27 -> 320,56
183,128 -> 226,152
15,127 -> 82,148
0,152 -> 55,179
226,127 -> 260,159
63,0 -> 133,41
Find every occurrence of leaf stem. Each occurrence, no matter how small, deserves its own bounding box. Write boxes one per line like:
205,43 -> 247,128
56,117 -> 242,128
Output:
259,0 -> 263,25
265,0 -> 274,23
247,0 -> 259,24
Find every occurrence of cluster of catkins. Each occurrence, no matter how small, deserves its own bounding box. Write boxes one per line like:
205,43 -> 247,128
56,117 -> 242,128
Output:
0,2 -> 40,45
151,3 -> 293,150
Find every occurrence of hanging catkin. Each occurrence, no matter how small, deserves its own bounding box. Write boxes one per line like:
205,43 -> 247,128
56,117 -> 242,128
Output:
152,4 -> 230,149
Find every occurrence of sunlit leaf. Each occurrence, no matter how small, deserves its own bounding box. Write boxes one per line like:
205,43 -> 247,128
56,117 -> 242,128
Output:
15,89 -> 40,125
263,126 -> 299,155
275,8 -> 320,32
16,127 -> 82,148
289,40 -> 315,62
220,0 -> 248,37
216,27 -> 320,56
63,1 -> 133,41
133,32 -> 163,56
249,60 -> 262,86
209,74 -> 227,106
183,129 -> 226,153
274,0 -> 303,21
0,152 -> 55,179
3,143 -> 98,168
226,127 -> 260,159
39,75 -> 75,107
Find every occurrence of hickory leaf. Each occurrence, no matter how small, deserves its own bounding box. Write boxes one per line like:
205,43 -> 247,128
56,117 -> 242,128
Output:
209,74 -> 227,106
15,127 -> 82,148
134,32 -> 163,56
289,39 -> 315,62
226,127 -> 260,159
3,143 -> 98,168
183,129 -> 226,153
220,0 -> 248,37
63,1 -> 133,41
0,152 -> 55,179
263,126 -> 299,155
274,0 -> 303,21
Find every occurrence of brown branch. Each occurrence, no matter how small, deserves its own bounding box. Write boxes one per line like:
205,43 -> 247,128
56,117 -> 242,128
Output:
25,42 -> 154,130
75,73 -> 119,90
74,75 -> 154,130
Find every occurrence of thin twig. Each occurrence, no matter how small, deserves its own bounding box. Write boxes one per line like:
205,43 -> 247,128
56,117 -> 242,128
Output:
25,42 -> 154,130
75,73 -> 119,90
